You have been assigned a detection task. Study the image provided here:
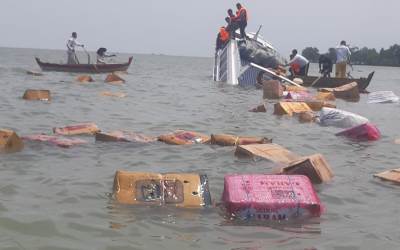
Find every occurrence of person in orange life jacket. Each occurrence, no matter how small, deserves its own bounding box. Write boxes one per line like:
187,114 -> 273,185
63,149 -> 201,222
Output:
235,3 -> 248,39
215,18 -> 230,51
227,9 -> 239,37
287,49 -> 309,77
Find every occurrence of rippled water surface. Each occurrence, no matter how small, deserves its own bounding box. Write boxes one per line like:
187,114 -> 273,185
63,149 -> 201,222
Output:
1,47 -> 400,250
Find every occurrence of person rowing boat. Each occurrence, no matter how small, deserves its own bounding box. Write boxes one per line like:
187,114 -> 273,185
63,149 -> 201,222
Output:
66,32 -> 84,64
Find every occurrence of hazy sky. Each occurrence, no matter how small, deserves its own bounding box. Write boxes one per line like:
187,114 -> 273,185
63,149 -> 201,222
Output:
1,0 -> 399,57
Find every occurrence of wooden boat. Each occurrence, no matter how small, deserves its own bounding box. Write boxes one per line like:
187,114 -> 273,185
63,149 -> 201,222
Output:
35,56 -> 133,73
295,71 -> 374,91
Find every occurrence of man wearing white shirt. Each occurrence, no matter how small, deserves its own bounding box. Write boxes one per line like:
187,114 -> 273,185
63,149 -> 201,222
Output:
66,32 -> 84,64
288,49 -> 310,76
335,40 -> 351,78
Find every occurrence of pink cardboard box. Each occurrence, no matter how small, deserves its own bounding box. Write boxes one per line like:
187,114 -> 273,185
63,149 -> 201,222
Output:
222,175 -> 323,220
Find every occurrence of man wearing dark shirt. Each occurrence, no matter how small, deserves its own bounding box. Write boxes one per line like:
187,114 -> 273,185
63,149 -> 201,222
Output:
319,54 -> 333,78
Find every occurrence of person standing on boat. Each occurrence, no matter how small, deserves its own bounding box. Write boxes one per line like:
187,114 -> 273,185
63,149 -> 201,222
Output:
319,54 -> 333,78
288,49 -> 309,77
66,32 -> 84,64
96,47 -> 116,64
335,40 -> 351,78
235,3 -> 248,39
227,9 -> 239,38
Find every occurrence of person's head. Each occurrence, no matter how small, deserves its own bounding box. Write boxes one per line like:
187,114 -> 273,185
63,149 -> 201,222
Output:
340,40 -> 346,46
225,17 -> 230,24
291,49 -> 298,56
227,9 -> 234,17
97,47 -> 107,56
72,32 -> 77,38
236,3 -> 242,10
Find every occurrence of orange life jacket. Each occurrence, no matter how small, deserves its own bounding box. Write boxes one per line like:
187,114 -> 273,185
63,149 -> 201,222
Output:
236,7 -> 248,22
290,63 -> 301,74
219,27 -> 229,42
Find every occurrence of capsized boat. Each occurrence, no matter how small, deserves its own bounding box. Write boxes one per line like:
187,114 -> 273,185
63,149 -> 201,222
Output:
213,27 -> 286,88
35,56 -> 133,73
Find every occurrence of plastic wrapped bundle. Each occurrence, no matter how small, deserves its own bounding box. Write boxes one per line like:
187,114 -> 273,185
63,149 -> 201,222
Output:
335,123 -> 381,141
317,108 -> 369,128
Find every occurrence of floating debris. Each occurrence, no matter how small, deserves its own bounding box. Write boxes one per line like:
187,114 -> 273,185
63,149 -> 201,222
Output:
23,89 -> 51,101
0,129 -> 24,153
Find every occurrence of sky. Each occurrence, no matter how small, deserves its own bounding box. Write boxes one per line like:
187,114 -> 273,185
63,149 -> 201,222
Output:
1,0 -> 400,57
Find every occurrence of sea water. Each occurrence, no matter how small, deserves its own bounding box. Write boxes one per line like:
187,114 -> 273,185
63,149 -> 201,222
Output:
1,47 -> 400,250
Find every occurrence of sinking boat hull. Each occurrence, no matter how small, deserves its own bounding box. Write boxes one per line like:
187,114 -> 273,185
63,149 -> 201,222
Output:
213,40 -> 266,87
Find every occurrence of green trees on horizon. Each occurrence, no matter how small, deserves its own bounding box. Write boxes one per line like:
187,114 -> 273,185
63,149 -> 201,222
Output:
301,44 -> 400,66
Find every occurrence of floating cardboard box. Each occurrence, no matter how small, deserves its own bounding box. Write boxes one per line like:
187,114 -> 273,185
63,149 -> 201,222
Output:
76,75 -> 94,83
284,85 -> 307,92
222,175 -> 323,220
263,80 -> 283,99
235,143 -> 300,164
281,154 -> 334,184
374,169 -> 400,184
283,99 -> 335,111
210,134 -> 271,146
23,89 -> 51,101
22,134 -> 87,148
99,91 -> 126,98
0,129 -> 24,153
95,131 -> 156,143
304,101 -> 336,111
113,171 -> 212,207
274,102 -> 312,116
320,82 -> 360,101
53,123 -> 100,136
249,103 -> 267,113
105,73 -> 125,84
315,92 -> 336,101
158,130 -> 210,145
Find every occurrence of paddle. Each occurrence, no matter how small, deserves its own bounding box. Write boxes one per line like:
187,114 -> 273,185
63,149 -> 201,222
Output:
250,63 -> 302,87
310,76 -> 322,87
82,46 -> 91,64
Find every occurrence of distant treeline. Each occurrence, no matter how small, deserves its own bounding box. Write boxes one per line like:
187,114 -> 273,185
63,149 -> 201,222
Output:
300,44 -> 400,67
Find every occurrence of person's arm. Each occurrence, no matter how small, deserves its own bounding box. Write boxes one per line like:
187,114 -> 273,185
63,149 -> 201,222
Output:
75,40 -> 84,47
287,55 -> 298,66
104,52 -> 116,57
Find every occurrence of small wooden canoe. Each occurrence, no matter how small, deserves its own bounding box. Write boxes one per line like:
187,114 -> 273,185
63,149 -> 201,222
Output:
295,71 -> 374,91
35,56 -> 133,73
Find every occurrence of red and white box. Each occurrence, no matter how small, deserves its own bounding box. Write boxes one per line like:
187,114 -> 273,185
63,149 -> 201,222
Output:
222,175 -> 323,220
